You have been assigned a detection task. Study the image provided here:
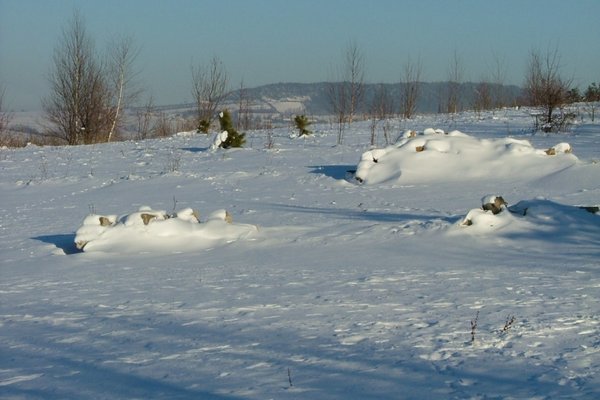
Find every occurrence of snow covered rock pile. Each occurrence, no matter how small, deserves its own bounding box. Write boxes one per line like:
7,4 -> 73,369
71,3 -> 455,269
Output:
456,196 -> 600,239
75,206 -> 257,253
460,195 -> 510,227
353,129 -> 577,185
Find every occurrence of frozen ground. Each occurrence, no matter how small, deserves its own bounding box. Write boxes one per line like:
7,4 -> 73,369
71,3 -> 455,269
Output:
1,108 -> 599,399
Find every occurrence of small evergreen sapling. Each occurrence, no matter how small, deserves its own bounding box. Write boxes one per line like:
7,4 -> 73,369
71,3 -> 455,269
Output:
294,114 -> 312,137
219,110 -> 246,148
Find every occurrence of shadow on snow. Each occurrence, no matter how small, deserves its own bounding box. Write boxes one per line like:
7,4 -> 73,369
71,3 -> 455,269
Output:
308,165 -> 356,180
32,234 -> 81,255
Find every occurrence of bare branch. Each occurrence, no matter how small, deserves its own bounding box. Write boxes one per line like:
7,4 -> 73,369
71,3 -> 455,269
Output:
400,56 -> 423,119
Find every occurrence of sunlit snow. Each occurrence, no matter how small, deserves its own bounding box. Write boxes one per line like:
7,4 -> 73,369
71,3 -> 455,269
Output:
1,107 -> 599,399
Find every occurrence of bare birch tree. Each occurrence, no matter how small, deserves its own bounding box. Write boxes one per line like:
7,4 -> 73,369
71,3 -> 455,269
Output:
400,56 -> 422,119
191,56 -> 228,133
327,40 -> 366,144
106,35 -> 141,142
345,40 -> 365,123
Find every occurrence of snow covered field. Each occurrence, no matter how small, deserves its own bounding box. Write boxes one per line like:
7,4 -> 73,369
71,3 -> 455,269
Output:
1,109 -> 599,399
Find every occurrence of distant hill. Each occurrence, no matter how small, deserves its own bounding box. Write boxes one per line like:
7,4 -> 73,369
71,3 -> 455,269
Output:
154,81 -> 523,123
224,81 -> 523,117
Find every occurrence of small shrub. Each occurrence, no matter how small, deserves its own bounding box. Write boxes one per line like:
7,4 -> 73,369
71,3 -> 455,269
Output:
197,119 -> 210,133
219,110 -> 245,148
294,114 -> 312,136
470,310 -> 479,344
164,150 -> 181,173
501,315 -> 516,333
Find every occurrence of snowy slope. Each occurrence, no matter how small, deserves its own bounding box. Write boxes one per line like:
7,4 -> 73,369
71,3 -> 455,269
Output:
1,108 -> 599,399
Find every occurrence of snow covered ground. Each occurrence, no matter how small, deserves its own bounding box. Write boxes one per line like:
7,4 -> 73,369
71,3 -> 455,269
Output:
1,108 -> 599,399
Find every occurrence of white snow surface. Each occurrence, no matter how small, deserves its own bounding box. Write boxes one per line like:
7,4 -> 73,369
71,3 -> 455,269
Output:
1,108 -> 600,399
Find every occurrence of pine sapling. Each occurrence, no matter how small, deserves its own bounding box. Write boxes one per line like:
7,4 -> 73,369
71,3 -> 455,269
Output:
219,110 -> 246,148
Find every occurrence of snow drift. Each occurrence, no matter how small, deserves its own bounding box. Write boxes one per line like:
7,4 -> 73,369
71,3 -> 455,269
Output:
354,129 -> 577,185
75,206 -> 258,253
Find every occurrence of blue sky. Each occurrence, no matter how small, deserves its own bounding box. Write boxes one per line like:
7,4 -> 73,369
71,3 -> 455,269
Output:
1,0 -> 599,111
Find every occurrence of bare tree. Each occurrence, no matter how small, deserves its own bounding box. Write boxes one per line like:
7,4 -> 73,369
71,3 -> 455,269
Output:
326,79 -> 348,145
584,82 -> 599,122
134,95 -> 156,140
237,78 -> 252,130
191,56 -> 228,133
0,86 -> 11,136
490,52 -> 507,108
327,40 -> 366,144
525,47 -> 572,131
400,56 -> 422,119
472,77 -> 493,116
369,84 -> 394,145
446,50 -> 464,114
345,40 -> 365,123
43,11 -> 113,145
154,111 -> 174,138
106,35 -> 141,142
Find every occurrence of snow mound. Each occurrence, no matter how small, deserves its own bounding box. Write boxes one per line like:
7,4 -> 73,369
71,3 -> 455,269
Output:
74,206 -> 258,253
452,197 -> 600,240
354,130 -> 578,185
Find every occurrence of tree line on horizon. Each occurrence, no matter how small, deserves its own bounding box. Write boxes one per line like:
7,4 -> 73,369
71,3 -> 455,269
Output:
1,11 -> 599,147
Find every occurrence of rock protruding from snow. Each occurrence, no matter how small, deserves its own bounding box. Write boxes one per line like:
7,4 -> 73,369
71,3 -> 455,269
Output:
545,142 -> 572,155
75,214 -> 118,250
460,195 -> 508,227
74,206 -> 257,253
481,195 -> 507,215
173,207 -> 200,223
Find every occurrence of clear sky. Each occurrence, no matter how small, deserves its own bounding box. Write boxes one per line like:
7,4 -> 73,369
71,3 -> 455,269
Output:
1,0 -> 599,111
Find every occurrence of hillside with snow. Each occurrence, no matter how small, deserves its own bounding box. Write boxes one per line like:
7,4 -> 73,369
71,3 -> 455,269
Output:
1,108 -> 599,399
